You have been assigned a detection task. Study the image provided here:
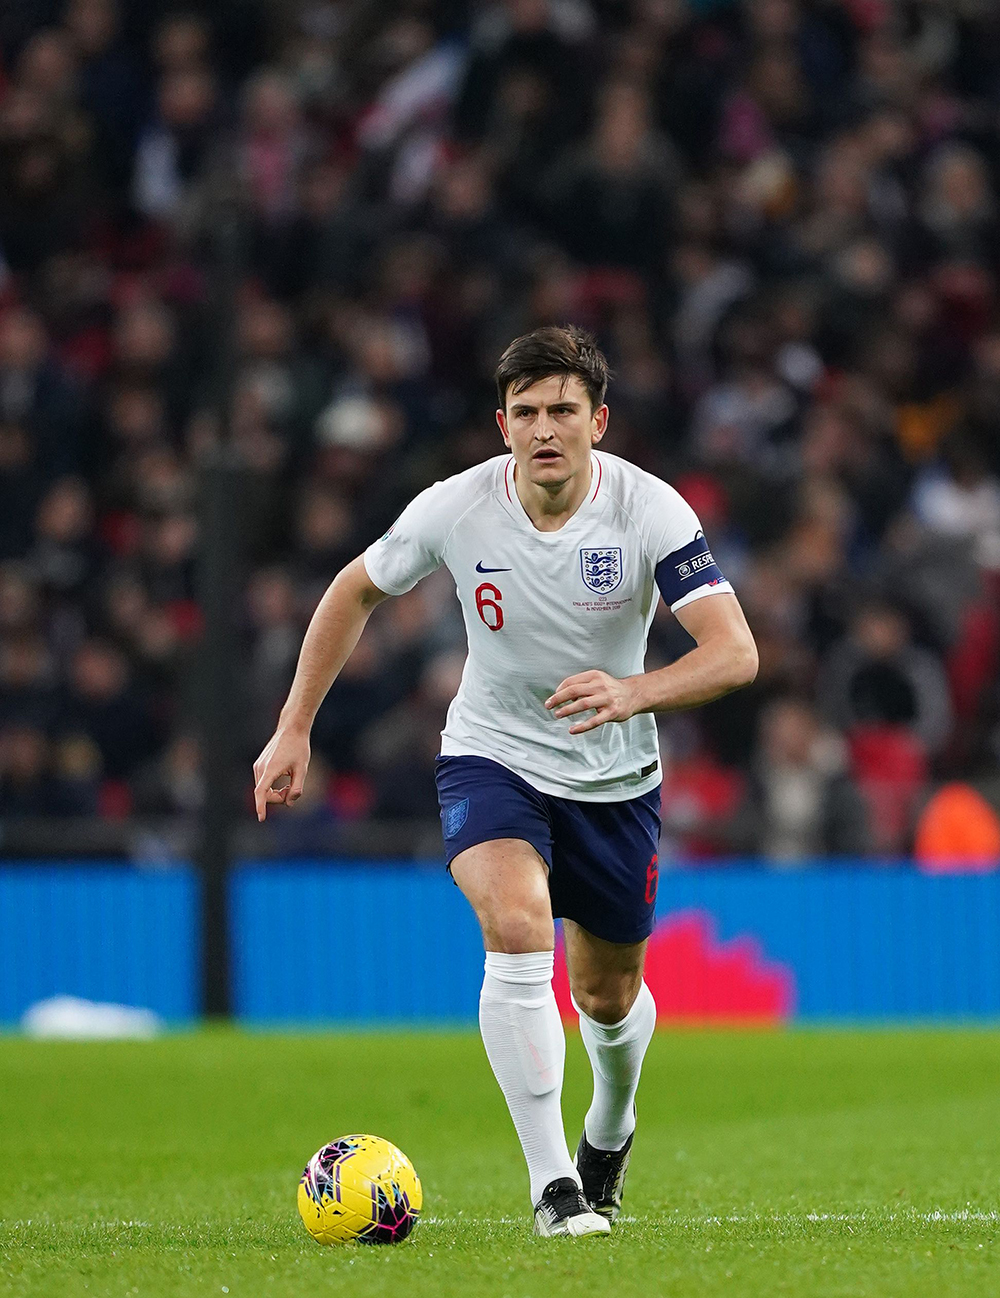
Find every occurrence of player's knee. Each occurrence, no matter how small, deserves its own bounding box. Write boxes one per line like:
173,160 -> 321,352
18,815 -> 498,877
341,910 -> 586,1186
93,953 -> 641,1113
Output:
484,906 -> 553,954
572,974 -> 640,1025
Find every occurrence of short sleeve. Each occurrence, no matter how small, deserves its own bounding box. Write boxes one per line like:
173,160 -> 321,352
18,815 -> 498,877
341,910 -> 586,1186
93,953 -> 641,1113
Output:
641,478 -> 734,613
363,482 -> 449,596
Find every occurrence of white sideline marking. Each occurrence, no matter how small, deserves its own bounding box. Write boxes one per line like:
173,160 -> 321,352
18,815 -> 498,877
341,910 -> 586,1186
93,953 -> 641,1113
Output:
7,1211 -> 995,1234
695,1211 -> 1000,1225
4,1220 -> 154,1229
425,1210 -> 1000,1227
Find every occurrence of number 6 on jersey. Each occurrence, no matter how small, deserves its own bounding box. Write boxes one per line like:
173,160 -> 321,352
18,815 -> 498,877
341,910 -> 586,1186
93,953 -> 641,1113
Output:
475,582 -> 504,631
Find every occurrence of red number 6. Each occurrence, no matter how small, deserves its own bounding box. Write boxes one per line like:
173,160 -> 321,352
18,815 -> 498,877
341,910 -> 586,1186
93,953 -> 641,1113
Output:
644,853 -> 659,905
475,582 -> 504,631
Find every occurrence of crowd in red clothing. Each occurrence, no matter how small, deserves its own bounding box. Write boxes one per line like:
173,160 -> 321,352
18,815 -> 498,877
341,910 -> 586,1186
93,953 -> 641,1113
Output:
1,0 -> 1000,863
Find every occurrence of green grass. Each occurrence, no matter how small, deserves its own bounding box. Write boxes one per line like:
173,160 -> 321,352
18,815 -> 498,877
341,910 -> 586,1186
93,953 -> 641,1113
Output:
1,1028 -> 998,1297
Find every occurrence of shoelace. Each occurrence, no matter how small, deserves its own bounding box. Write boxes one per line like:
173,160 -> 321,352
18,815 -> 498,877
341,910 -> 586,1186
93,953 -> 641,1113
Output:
542,1180 -> 588,1219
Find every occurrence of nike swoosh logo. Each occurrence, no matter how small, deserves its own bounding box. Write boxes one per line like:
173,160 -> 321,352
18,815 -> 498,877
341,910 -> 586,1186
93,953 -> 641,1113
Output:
475,562 -> 512,573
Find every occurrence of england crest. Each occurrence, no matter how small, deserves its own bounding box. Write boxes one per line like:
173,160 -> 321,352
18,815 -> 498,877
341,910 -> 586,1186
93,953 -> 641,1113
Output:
443,797 -> 469,839
580,546 -> 623,594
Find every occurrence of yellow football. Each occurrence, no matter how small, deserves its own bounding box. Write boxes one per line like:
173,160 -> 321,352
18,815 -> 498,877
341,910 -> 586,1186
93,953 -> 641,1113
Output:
297,1134 -> 422,1244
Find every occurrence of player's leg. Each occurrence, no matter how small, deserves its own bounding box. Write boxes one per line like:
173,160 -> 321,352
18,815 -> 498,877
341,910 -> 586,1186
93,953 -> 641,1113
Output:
546,786 -> 661,1220
564,921 -> 655,1144
564,921 -> 657,1220
437,755 -> 610,1235
450,841 -> 581,1203
450,836 -> 554,953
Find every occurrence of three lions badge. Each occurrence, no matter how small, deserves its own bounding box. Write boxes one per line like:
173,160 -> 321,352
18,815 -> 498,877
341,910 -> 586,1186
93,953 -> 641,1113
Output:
579,547 -> 623,595
443,798 -> 470,839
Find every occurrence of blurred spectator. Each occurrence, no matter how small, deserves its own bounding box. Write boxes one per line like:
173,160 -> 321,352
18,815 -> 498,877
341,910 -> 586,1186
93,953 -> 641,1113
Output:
246,565 -> 301,743
152,13 -> 211,78
0,716 -> 98,815
820,601 -> 951,755
65,0 -> 145,196
134,64 -> 219,221
0,308 -> 82,478
0,631 -> 59,730
27,476 -> 96,599
0,81 -> 87,274
911,435 -> 1000,571
253,158 -> 377,300
0,422 -> 39,559
312,633 -> 395,775
238,70 -> 310,225
0,564 -> 42,636
51,732 -> 102,814
659,718 -> 746,862
355,17 -> 465,207
360,649 -> 466,820
62,638 -> 158,779
291,486 -> 357,604
0,723 -> 52,815
541,80 -> 676,272
133,733 -> 204,817
917,144 -> 1000,271
729,697 -> 871,863
234,295 -> 324,459
268,751 -> 348,855
454,0 -> 591,169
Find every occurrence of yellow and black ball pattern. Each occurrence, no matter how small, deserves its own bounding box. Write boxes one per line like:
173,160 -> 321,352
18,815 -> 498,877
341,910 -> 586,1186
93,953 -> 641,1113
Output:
297,1134 -> 422,1245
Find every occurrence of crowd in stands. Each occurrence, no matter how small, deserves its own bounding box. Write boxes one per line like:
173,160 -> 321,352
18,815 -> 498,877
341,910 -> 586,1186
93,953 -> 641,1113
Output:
2,0 -> 1000,865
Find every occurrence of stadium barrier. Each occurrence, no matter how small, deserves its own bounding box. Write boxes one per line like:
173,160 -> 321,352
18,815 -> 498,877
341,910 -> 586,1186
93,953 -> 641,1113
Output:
2,863 -> 999,1025
0,864 -> 199,1024
231,863 -> 1000,1025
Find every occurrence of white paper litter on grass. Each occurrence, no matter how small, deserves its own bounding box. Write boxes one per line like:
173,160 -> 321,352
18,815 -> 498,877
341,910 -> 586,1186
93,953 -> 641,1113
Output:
20,996 -> 163,1039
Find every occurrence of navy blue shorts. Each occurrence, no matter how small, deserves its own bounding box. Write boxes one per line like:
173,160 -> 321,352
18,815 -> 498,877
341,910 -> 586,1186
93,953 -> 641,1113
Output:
434,755 -> 661,945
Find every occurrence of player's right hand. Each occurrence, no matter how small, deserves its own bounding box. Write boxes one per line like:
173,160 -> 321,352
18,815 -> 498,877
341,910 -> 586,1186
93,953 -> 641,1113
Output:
253,724 -> 311,822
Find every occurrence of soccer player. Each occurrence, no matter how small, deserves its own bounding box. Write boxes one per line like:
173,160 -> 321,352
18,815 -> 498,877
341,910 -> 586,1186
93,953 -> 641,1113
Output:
253,326 -> 758,1237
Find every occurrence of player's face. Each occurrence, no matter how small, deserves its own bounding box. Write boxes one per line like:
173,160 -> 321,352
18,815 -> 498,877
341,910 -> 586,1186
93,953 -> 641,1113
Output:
497,375 -> 608,488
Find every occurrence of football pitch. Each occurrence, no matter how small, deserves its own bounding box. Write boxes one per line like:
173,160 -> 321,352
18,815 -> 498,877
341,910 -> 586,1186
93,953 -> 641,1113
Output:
1,1028 -> 998,1297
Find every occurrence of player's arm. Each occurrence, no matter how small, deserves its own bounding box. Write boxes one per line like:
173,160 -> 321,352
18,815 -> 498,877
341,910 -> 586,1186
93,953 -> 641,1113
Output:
253,556 -> 390,820
634,591 -> 757,713
546,593 -> 757,734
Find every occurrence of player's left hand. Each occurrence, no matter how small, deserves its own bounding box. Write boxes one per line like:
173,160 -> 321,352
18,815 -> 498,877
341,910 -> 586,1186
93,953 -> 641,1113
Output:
545,671 -> 640,735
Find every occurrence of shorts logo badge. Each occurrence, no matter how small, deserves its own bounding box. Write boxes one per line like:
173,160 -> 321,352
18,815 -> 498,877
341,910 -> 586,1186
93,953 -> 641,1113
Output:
580,547 -> 623,594
443,797 -> 470,838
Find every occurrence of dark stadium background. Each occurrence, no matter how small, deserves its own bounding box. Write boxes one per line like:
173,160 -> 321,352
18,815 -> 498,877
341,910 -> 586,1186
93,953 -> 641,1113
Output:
1,0 -> 1000,1025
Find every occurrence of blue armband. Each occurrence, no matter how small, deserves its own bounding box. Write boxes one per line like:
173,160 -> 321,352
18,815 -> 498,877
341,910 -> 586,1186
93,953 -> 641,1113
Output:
654,533 -> 728,608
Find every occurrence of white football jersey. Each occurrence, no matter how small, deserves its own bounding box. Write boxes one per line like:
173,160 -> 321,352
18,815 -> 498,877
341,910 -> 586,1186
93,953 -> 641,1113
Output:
363,451 -> 733,802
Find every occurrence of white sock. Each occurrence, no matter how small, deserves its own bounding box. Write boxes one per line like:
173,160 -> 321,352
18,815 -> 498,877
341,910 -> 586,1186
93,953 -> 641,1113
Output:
577,980 -> 656,1152
479,950 -> 580,1205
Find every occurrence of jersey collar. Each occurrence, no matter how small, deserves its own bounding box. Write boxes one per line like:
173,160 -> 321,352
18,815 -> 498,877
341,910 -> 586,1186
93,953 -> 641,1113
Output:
500,452 -> 604,534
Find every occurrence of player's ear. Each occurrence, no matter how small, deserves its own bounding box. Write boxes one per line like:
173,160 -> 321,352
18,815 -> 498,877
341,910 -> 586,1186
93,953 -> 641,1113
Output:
591,404 -> 609,444
496,408 -> 511,447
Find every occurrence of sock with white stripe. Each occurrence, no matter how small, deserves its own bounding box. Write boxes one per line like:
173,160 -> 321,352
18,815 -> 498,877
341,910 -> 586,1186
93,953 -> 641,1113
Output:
478,950 -> 580,1205
578,980 -> 656,1151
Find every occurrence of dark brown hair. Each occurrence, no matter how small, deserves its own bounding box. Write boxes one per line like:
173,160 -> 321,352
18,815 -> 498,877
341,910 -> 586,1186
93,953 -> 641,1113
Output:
494,325 -> 610,412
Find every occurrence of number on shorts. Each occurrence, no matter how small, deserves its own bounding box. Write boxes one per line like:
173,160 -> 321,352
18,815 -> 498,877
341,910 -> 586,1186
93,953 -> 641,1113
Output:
644,853 -> 659,905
